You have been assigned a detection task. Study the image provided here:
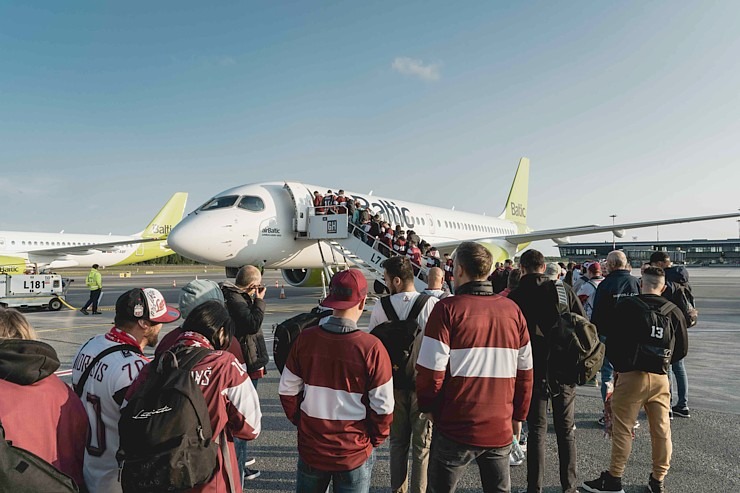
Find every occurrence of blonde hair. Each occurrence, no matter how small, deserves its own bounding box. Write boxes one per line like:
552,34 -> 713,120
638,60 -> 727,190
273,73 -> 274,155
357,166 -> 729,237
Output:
0,308 -> 37,340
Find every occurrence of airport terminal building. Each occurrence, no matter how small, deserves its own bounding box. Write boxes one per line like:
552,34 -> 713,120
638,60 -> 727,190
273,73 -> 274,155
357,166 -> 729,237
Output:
557,239 -> 740,266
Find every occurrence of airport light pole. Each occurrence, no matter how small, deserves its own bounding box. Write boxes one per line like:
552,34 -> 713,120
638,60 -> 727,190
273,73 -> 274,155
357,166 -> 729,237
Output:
610,214 -> 617,250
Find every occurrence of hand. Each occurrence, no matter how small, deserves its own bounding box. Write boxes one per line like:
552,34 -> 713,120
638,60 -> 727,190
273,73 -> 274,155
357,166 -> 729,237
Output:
254,285 -> 266,299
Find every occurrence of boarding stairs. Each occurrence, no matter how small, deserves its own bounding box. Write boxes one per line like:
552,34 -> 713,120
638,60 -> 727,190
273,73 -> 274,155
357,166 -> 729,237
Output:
302,209 -> 429,293
280,182 -> 430,292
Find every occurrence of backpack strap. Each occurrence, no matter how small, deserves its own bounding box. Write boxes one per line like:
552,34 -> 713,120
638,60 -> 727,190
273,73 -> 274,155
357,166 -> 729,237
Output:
74,344 -> 142,397
407,294 -> 432,323
380,296 -> 400,322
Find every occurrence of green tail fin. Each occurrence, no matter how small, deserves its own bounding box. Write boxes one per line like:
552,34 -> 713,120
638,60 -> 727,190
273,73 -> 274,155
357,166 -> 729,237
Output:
502,158 -> 529,227
141,192 -> 188,238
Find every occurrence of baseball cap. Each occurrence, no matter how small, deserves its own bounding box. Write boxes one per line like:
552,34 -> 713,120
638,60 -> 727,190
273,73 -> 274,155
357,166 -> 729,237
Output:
179,279 -> 225,318
116,288 -> 181,324
320,269 -> 367,310
588,262 -> 602,274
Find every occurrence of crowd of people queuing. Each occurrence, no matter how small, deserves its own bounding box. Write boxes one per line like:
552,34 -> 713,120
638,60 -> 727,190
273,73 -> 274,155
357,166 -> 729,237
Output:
0,247 -> 694,493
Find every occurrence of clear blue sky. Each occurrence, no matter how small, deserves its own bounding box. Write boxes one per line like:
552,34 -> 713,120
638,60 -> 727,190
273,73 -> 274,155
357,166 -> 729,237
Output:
2,1 -> 739,255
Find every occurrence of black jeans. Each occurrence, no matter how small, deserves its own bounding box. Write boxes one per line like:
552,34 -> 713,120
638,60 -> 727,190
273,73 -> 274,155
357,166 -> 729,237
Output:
81,289 -> 101,312
526,383 -> 578,493
428,431 -> 511,493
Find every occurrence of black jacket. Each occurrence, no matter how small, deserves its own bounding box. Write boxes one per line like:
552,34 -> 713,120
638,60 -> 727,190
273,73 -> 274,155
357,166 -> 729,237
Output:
591,269 -> 641,338
508,273 -> 585,383
221,282 -> 269,374
607,294 -> 688,373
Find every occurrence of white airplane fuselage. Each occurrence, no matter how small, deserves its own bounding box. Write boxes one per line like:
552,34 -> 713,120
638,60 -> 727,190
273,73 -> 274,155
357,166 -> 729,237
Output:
0,232 -> 168,271
168,182 -> 523,272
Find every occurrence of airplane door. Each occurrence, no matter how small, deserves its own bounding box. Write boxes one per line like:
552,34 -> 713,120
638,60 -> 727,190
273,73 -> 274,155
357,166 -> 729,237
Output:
426,214 -> 436,235
283,182 -> 313,233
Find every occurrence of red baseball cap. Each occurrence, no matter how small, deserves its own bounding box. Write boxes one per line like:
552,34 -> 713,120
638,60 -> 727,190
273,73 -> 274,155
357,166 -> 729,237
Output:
321,269 -> 368,310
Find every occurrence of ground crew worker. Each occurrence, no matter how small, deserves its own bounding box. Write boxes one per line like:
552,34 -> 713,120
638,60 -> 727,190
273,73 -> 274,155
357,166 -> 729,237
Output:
80,264 -> 103,315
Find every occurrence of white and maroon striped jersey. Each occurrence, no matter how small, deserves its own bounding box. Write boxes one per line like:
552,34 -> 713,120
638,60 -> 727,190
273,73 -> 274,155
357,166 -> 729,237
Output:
278,326 -> 394,471
416,294 -> 534,448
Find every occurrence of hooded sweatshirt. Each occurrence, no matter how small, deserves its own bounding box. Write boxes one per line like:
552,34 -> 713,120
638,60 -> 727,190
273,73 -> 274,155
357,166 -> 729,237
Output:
0,339 -> 88,488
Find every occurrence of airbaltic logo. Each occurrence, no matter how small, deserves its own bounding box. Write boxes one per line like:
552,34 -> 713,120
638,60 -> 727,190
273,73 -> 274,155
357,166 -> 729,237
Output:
149,224 -> 172,236
510,202 -> 526,218
261,227 -> 281,237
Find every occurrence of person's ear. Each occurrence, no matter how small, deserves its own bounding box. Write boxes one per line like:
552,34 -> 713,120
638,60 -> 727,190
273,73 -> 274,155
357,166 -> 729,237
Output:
358,297 -> 366,312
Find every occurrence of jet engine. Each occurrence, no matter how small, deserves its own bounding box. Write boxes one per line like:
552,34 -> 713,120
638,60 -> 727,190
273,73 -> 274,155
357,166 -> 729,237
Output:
552,237 -> 572,245
281,268 -> 325,288
614,229 -> 626,238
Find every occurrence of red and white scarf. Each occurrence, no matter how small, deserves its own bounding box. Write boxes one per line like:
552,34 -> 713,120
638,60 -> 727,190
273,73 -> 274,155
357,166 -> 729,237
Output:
174,331 -> 215,350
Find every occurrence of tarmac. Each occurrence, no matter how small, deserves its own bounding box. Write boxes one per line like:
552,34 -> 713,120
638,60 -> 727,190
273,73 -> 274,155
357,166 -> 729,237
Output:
21,266 -> 740,492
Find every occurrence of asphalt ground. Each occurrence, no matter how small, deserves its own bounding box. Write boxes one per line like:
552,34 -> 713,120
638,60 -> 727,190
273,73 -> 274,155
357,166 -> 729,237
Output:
19,267 -> 740,492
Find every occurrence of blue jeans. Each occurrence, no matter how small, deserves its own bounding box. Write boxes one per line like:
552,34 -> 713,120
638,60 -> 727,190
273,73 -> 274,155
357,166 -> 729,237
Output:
600,336 -> 614,402
296,450 -> 375,493
235,377 -> 259,481
427,431 -> 511,493
669,358 -> 689,410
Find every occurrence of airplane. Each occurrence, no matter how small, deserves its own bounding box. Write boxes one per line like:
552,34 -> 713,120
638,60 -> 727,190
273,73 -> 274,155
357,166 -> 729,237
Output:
166,159 -> 740,288
0,192 -> 188,274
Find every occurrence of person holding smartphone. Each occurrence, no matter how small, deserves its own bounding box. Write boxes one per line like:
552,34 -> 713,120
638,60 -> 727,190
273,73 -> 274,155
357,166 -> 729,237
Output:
221,265 -> 269,484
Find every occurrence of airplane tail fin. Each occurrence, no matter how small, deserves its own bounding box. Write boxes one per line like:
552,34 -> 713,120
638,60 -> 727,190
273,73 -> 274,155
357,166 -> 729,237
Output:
501,157 -> 529,227
140,192 -> 189,239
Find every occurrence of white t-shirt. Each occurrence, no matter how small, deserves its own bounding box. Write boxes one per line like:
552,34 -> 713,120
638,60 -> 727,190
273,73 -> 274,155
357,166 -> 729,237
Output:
367,291 -> 438,332
71,333 -> 148,493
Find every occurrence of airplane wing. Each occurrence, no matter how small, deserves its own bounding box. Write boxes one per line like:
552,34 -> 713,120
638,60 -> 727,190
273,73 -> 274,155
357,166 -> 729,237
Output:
27,237 -> 167,256
502,212 -> 740,244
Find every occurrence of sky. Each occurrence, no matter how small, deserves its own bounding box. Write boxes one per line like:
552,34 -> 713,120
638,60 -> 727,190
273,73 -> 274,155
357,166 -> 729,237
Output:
2,1 -> 739,256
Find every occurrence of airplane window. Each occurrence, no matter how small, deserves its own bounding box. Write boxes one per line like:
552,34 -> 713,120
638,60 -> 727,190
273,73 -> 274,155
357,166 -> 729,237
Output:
22,241 -> 25,246
237,196 -> 266,212
437,220 -> 441,227
198,195 -> 239,211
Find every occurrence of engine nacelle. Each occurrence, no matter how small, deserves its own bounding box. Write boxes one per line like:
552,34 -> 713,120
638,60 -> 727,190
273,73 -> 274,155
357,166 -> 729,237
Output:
614,229 -> 626,238
553,237 -> 571,245
281,268 -> 325,288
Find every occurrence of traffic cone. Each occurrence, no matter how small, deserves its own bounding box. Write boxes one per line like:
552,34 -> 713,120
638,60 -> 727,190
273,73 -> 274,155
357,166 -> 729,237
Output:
172,279 -> 177,288
280,284 -> 286,299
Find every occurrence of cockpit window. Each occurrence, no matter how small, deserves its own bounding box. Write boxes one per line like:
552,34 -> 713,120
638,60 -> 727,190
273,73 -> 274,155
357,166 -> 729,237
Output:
198,195 -> 239,211
237,196 -> 265,212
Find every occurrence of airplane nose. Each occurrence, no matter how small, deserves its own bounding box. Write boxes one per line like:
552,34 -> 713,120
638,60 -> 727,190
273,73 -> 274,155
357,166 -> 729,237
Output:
168,214 -> 232,264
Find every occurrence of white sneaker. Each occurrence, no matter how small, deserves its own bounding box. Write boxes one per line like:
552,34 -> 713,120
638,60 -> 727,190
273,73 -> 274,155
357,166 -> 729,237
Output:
509,453 -> 524,467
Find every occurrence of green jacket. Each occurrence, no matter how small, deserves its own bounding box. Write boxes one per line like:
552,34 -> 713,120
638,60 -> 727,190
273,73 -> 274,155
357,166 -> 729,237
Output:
86,269 -> 102,290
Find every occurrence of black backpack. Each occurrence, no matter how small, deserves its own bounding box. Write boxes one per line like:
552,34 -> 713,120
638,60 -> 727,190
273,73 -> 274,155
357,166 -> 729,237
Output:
0,418 -> 79,493
547,281 -> 605,387
117,347 -> 218,493
669,283 -> 698,328
626,297 -> 676,375
370,294 -> 431,390
273,306 -> 328,374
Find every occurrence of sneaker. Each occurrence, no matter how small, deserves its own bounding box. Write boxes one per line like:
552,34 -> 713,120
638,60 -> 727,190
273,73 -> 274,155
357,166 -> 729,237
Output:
80,309 -> 89,315
509,453 -> 524,467
519,435 -> 527,452
244,467 -> 260,480
91,311 -> 103,315
597,415 -> 606,427
244,457 -> 256,467
582,471 -> 625,493
669,409 -> 674,420
647,474 -> 666,492
633,420 -> 640,430
672,406 -> 690,418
